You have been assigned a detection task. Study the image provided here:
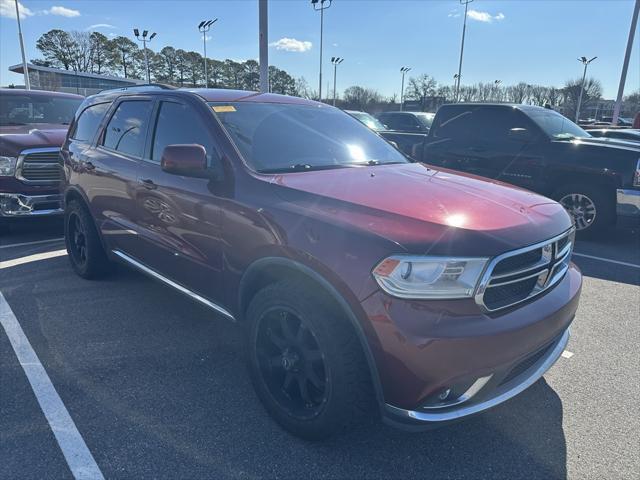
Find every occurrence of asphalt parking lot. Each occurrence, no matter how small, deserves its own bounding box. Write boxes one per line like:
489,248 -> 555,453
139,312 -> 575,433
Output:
1,219 -> 639,480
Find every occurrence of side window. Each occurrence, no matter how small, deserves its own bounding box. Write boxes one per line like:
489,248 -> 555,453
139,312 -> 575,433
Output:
151,101 -> 220,167
433,109 -> 475,140
102,100 -> 153,157
398,114 -> 421,130
473,108 -> 528,144
70,102 -> 110,142
381,114 -> 401,129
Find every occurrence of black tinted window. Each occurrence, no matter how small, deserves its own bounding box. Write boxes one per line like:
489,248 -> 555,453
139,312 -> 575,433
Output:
434,107 -> 528,142
71,103 -> 110,142
151,101 -> 220,166
102,100 -> 153,157
0,94 -> 81,126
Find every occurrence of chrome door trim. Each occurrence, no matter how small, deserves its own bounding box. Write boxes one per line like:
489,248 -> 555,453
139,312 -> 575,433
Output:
112,250 -> 235,321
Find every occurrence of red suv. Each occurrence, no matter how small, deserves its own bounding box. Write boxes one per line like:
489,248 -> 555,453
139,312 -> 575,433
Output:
61,86 -> 582,439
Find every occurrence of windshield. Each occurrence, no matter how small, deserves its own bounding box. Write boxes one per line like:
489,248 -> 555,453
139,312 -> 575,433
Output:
0,94 -> 82,126
528,109 -> 591,140
415,112 -> 435,129
211,102 -> 408,173
349,111 -> 387,131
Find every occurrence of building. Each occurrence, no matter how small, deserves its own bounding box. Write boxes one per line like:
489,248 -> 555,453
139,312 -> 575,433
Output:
8,63 -> 145,96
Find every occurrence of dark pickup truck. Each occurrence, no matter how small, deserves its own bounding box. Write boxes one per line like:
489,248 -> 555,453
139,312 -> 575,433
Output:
0,88 -> 82,223
393,103 -> 640,233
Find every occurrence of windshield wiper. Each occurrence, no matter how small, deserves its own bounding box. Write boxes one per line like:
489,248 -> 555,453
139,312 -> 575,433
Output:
258,163 -> 355,174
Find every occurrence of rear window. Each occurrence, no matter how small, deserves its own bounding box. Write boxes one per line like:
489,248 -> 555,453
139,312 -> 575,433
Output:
102,100 -> 153,158
211,102 -> 407,173
71,103 -> 110,142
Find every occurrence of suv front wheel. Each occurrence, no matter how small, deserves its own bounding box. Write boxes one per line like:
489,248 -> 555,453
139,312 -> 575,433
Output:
246,280 -> 373,439
65,199 -> 111,279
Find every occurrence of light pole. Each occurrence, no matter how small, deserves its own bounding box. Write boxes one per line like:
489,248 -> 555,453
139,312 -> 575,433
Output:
259,0 -> 269,93
400,67 -> 411,111
453,73 -> 460,101
311,0 -> 332,102
493,79 -> 502,101
611,0 -> 639,126
575,56 -> 597,123
134,29 -> 157,84
14,0 -> 30,89
454,0 -> 474,102
198,19 -> 217,88
331,57 -> 343,106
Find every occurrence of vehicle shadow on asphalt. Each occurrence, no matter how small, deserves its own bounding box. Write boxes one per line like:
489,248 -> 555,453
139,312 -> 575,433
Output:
1,259 -> 568,480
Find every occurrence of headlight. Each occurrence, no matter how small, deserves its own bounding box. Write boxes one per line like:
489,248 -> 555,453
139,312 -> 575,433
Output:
0,156 -> 18,176
372,255 -> 488,299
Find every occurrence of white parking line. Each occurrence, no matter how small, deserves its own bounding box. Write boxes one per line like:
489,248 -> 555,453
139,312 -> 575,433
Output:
0,237 -> 65,250
0,249 -> 67,270
573,252 -> 640,269
0,293 -> 104,480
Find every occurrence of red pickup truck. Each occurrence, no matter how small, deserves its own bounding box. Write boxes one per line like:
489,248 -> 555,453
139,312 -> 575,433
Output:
0,88 -> 82,226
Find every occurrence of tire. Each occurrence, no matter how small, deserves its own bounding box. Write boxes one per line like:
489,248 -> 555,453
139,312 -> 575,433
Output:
554,184 -> 614,235
245,280 -> 373,440
64,199 -> 111,279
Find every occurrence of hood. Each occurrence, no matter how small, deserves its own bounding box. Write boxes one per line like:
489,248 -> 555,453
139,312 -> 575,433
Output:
0,123 -> 69,156
566,136 -> 640,153
266,163 -> 572,256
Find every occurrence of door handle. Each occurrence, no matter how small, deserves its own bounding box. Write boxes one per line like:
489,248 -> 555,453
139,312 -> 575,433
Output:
140,178 -> 157,190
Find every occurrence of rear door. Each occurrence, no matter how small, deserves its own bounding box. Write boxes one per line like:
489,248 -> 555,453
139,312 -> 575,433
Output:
81,97 -> 153,254
135,96 -> 227,303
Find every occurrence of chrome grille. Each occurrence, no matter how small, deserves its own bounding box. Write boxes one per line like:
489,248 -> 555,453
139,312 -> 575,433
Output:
475,229 -> 575,312
17,148 -> 62,184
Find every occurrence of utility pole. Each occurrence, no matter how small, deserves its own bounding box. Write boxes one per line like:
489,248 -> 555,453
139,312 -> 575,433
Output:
14,0 -> 30,90
612,0 -> 639,126
312,0 -> 332,102
331,57 -> 343,106
259,0 -> 269,93
455,0 -> 474,102
198,19 -> 217,88
575,56 -> 597,123
400,67 -> 411,111
134,29 -> 157,84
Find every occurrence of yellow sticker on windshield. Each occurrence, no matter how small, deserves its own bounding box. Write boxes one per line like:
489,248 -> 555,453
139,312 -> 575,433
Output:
212,105 -> 236,113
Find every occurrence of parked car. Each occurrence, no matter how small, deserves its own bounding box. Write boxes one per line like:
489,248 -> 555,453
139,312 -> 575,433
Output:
601,116 -> 633,127
420,103 -> 640,233
376,111 -> 435,133
585,128 -> 640,143
62,87 -> 581,439
345,110 -> 387,131
0,88 -> 83,223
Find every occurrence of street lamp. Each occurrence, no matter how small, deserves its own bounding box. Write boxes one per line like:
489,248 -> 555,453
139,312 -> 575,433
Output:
311,0 -> 332,102
400,67 -> 411,111
575,56 -> 597,123
493,79 -> 502,101
454,0 -> 474,102
198,19 -> 218,88
134,29 -> 157,83
331,57 -> 344,106
14,0 -> 30,90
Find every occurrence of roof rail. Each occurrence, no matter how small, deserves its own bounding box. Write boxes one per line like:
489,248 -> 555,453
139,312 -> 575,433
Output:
98,83 -> 178,94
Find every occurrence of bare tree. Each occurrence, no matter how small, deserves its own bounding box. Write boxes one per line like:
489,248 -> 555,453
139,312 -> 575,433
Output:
562,77 -> 603,119
405,74 -> 437,107
506,82 -> 531,104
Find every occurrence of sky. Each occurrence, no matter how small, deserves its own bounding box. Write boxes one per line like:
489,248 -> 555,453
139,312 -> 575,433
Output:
1,0 -> 638,99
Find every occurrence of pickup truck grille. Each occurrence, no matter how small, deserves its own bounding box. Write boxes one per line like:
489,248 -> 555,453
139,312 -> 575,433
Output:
475,229 -> 575,312
17,148 -> 62,184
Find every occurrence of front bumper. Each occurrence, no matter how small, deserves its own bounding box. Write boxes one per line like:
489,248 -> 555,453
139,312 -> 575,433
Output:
0,193 -> 63,217
616,188 -> 640,217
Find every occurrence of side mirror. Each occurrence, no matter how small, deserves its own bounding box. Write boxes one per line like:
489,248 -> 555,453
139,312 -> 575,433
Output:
160,144 -> 208,178
508,127 -> 533,143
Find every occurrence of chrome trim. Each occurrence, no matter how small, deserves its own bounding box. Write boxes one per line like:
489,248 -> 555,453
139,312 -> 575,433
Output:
16,147 -> 62,185
421,375 -> 493,410
386,328 -> 570,423
616,188 -> 640,217
474,229 -> 574,313
112,250 -> 236,321
0,193 -> 62,217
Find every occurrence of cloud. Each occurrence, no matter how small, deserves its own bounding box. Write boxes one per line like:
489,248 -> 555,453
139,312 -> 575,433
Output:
467,9 -> 505,23
447,9 -> 460,18
0,0 -> 33,18
88,23 -> 116,30
269,37 -> 312,52
45,6 -> 80,17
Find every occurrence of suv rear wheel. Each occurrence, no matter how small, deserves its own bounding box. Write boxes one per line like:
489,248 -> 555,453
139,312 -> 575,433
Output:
246,280 -> 372,439
555,184 -> 613,234
65,200 -> 111,279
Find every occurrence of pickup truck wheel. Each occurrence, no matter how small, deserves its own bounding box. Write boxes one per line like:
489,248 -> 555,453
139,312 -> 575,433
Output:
65,200 -> 111,279
246,280 -> 372,440
555,185 -> 613,234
